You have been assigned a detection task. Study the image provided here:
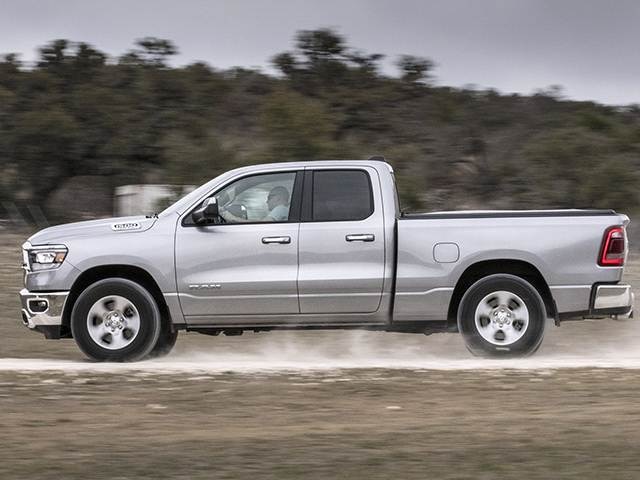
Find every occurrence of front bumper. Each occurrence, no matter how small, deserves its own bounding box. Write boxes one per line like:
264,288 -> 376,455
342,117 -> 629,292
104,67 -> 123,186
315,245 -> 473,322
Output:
592,284 -> 634,318
19,289 -> 69,337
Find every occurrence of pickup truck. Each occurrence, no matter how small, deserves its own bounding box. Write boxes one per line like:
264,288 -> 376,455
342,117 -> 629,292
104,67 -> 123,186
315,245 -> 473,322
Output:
19,159 -> 634,361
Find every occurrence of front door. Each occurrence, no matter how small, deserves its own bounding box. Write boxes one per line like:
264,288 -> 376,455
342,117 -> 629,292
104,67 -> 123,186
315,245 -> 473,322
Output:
175,170 -> 301,320
297,168 -> 386,314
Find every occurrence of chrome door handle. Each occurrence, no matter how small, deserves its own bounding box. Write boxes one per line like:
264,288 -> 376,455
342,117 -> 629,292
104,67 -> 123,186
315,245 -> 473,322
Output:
345,234 -> 375,242
262,236 -> 291,244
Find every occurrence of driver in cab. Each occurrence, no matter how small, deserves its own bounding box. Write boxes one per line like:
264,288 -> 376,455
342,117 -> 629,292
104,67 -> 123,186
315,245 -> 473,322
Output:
220,186 -> 290,223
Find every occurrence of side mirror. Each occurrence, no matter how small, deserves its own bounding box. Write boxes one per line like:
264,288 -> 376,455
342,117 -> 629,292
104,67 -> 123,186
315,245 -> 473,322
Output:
192,197 -> 219,225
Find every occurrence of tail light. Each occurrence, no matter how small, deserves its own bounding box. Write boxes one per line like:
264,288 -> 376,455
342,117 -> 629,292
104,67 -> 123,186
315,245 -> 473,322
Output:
598,226 -> 626,266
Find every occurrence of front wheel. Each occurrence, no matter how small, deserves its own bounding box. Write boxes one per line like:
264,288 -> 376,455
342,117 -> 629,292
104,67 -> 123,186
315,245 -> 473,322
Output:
457,274 -> 546,357
147,328 -> 178,359
71,278 -> 162,362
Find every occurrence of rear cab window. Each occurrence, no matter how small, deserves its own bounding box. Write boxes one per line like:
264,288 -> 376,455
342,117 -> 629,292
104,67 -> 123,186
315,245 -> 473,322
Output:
304,169 -> 374,222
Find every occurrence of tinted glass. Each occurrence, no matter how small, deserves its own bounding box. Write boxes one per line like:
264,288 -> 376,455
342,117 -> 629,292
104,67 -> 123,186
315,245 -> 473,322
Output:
312,170 -> 373,221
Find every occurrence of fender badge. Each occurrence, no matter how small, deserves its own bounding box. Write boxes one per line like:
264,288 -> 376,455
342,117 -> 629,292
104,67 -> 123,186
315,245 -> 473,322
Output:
111,222 -> 141,231
188,284 -> 222,290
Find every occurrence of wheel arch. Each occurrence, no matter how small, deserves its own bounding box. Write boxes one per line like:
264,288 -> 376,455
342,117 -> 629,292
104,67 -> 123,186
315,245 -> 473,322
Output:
447,259 -> 556,329
62,265 -> 172,336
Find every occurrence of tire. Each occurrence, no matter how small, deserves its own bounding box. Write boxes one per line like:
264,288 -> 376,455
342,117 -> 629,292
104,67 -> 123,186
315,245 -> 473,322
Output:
457,274 -> 546,358
70,278 -> 161,362
147,328 -> 178,359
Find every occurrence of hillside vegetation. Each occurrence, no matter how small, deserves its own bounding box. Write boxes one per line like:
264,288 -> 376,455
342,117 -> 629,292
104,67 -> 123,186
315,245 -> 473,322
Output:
1,29 -> 639,221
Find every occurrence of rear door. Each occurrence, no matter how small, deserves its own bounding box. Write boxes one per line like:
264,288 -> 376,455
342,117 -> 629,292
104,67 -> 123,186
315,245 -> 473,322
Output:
297,167 -> 386,314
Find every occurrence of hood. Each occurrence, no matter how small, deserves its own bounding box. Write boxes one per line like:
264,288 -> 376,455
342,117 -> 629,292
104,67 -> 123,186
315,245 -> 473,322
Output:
28,215 -> 158,245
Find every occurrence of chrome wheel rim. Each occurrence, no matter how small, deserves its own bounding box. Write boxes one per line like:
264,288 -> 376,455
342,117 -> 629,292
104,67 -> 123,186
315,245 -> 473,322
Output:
474,290 -> 529,346
86,295 -> 141,350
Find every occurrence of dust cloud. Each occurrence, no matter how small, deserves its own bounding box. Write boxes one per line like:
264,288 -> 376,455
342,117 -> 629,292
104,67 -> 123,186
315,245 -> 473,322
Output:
1,317 -> 640,373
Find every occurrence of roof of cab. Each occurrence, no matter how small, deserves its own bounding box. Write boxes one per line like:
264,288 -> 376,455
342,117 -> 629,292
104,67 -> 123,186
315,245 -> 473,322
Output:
227,159 -> 393,174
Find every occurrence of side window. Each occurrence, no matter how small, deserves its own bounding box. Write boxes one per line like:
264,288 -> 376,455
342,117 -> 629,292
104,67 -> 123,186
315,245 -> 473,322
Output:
312,170 -> 373,221
216,172 -> 296,224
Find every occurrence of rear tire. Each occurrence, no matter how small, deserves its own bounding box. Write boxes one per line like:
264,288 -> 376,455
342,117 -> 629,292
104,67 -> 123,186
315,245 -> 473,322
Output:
457,274 -> 546,357
71,278 -> 161,362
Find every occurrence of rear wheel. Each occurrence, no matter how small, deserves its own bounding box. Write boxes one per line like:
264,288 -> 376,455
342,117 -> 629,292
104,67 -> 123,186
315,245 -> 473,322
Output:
457,274 -> 546,357
71,278 -> 161,362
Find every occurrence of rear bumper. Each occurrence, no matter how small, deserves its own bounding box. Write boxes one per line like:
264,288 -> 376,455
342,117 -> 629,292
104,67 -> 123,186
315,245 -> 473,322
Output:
557,283 -> 634,321
592,284 -> 634,318
19,289 -> 68,336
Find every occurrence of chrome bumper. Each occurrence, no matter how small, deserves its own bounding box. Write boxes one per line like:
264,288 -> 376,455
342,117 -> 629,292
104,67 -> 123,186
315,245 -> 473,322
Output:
19,288 -> 68,329
593,284 -> 634,318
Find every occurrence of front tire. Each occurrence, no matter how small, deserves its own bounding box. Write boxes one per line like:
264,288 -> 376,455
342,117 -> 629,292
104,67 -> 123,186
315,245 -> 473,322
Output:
457,274 -> 546,357
71,278 -> 161,362
147,328 -> 178,359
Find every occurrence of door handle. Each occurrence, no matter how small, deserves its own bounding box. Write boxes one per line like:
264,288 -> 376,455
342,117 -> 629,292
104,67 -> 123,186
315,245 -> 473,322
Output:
262,236 -> 291,244
345,234 -> 375,242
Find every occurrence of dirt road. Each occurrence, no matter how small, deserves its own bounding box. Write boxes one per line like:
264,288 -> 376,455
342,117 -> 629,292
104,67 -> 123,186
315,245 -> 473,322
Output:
3,368 -> 640,479
3,231 -> 640,479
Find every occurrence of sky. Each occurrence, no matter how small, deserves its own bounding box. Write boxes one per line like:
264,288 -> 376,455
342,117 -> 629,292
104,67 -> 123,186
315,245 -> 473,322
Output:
2,0 -> 640,105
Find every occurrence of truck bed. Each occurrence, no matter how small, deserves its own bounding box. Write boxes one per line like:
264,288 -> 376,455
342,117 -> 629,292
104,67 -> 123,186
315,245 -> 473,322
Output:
394,210 -> 628,322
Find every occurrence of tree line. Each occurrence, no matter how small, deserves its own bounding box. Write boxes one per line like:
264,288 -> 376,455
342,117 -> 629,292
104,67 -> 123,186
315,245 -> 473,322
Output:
1,29 -> 639,222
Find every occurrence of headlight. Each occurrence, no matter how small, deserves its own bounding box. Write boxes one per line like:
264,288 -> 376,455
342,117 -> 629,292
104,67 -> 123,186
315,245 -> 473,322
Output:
23,243 -> 68,272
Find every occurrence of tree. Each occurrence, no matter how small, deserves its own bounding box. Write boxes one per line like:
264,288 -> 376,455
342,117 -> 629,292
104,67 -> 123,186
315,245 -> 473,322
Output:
73,43 -> 107,73
121,37 -> 178,67
296,28 -> 346,62
271,28 -> 383,93
272,52 -> 297,77
161,131 -> 234,185
397,55 -> 434,84
260,88 -> 337,161
11,108 -> 81,200
37,39 -> 69,69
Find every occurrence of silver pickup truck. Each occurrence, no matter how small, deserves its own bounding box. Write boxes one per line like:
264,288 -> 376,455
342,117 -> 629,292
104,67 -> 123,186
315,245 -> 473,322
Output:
19,160 -> 633,361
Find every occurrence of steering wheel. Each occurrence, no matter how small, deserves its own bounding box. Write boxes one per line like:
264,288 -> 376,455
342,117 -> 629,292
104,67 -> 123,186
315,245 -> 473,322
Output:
225,204 -> 248,220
